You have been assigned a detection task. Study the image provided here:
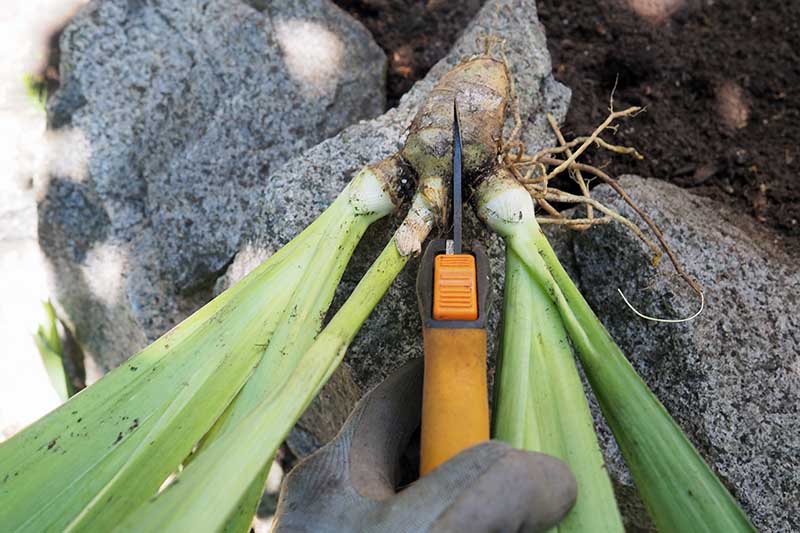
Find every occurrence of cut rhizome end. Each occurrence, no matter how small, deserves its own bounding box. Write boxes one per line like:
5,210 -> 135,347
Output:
400,54 -> 510,228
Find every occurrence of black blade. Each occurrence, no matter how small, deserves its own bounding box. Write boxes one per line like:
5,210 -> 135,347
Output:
453,99 -> 463,254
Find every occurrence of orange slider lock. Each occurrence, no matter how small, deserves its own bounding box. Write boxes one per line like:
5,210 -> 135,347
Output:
416,99 -> 492,476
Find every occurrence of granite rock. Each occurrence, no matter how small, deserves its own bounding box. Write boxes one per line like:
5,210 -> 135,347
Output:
38,0 -> 387,369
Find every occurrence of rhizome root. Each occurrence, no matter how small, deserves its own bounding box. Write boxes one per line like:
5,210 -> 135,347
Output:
496,47 -> 703,322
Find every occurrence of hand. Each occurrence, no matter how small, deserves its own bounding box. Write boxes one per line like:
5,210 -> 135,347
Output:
273,359 -> 577,532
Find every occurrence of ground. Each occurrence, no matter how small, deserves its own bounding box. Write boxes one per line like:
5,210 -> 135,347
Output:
338,0 -> 800,256
332,0 -> 484,107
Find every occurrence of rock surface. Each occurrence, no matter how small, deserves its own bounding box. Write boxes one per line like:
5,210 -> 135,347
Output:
39,0 -> 387,369
563,176 -> 799,532
215,0 -> 571,455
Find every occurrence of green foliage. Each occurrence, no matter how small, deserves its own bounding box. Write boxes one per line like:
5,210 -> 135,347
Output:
23,74 -> 48,112
33,301 -> 73,402
494,250 -> 624,533
478,171 -> 755,533
0,179 -> 393,532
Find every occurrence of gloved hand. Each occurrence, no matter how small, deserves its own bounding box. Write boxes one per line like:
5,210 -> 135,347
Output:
273,359 -> 577,532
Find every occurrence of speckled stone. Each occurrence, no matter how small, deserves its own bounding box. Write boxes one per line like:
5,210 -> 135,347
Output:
38,0 -> 387,369
566,175 -> 799,532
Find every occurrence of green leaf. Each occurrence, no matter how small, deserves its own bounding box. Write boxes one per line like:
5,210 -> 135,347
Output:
523,225 -> 755,532
33,301 -> 71,401
475,170 -> 753,532
22,74 -> 47,112
0,192 -> 350,532
127,238 -> 409,532
494,247 -> 623,532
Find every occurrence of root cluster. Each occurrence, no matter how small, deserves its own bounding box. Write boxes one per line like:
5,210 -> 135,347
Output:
497,56 -> 703,321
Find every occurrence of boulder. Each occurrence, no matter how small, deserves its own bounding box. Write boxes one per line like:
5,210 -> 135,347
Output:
39,0 -> 387,369
215,0 -> 571,455
565,176 -> 799,532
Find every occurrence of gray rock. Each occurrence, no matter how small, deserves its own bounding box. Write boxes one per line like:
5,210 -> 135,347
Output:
214,0 -> 570,456
561,176 -> 799,532
39,0 -> 387,369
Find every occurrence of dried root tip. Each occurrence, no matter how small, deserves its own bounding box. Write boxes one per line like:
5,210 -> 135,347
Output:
394,174 -> 446,256
395,194 -> 436,256
349,155 -> 407,216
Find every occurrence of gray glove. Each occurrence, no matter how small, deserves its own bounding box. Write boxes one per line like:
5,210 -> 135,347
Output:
273,359 -> 577,532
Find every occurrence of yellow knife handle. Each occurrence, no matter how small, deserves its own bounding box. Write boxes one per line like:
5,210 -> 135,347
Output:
420,327 -> 489,476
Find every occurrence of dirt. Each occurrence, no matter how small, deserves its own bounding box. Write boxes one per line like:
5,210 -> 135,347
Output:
339,0 -> 800,255
537,0 -> 800,253
333,0 -> 483,107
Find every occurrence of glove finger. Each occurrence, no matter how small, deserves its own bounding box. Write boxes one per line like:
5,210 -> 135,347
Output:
374,441 -> 577,533
347,357 -> 424,500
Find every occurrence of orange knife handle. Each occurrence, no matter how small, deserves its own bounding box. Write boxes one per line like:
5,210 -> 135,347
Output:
420,327 -> 489,475
417,239 -> 492,476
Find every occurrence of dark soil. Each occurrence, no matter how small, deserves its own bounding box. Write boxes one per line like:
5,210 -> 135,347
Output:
537,0 -> 800,253
333,0 -> 483,107
339,0 -> 800,254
